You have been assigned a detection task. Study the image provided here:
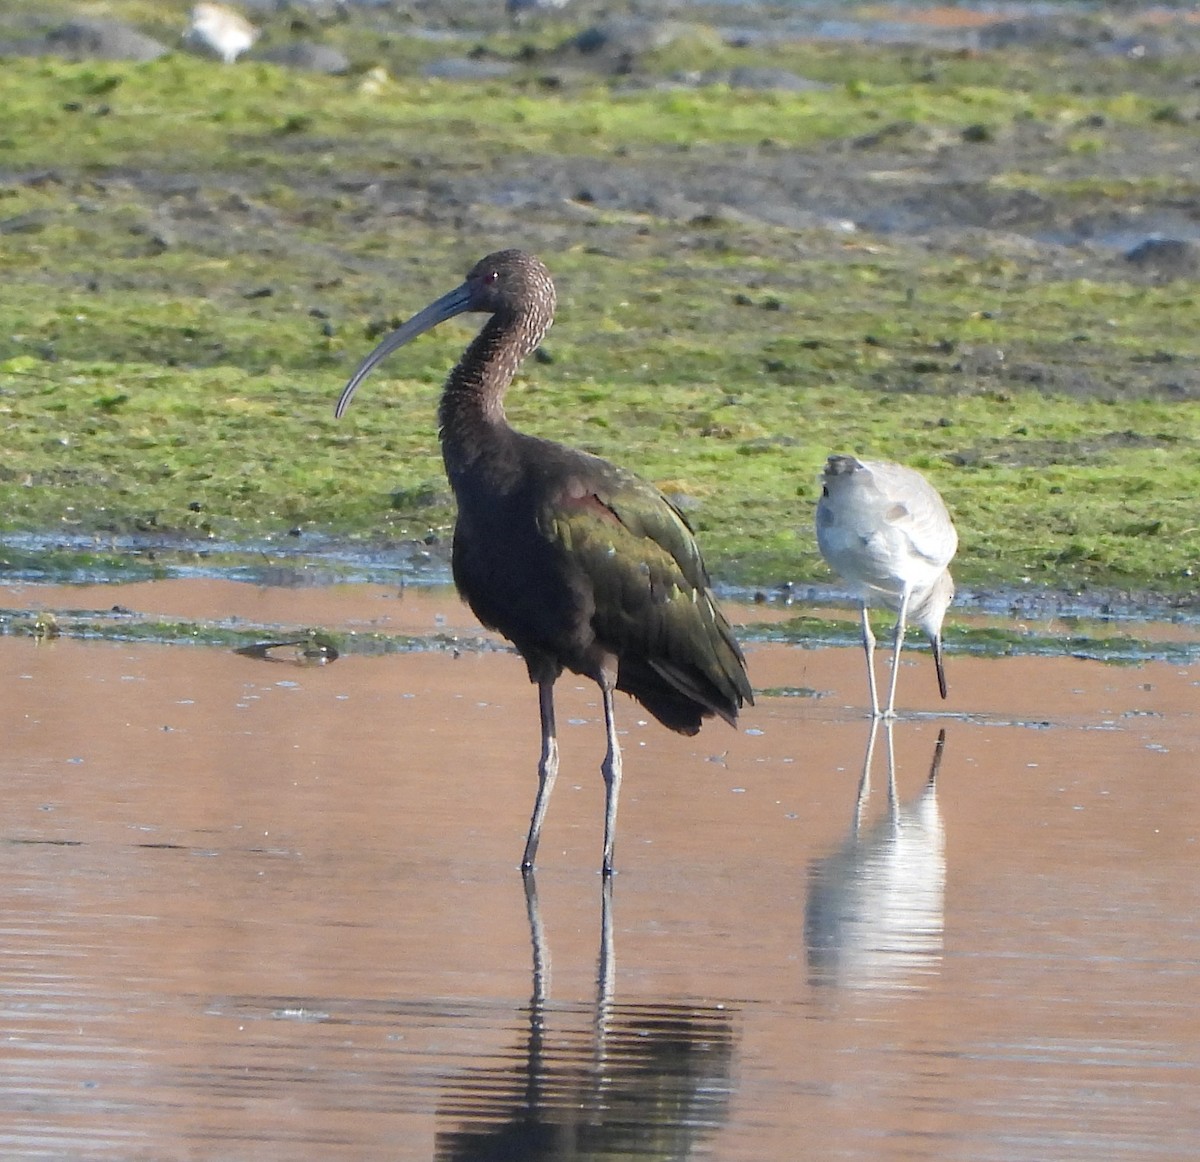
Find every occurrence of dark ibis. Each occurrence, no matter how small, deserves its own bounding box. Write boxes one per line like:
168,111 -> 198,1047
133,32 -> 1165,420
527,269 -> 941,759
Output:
815,455 -> 957,718
336,249 -> 753,874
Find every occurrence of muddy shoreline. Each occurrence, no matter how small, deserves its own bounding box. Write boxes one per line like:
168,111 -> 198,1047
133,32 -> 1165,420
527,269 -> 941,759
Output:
3,540 -> 1199,652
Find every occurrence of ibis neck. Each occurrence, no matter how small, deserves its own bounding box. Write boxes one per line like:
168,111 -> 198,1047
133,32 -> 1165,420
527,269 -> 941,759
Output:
438,314 -> 534,479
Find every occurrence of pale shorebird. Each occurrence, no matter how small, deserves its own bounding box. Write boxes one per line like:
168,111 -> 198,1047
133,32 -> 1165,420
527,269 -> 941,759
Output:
815,454 -> 957,718
184,3 -> 257,64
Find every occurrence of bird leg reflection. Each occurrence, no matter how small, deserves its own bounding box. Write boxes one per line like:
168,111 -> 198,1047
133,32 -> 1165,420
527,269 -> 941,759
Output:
519,869 -> 616,1087
592,874 -> 617,1097
852,717 -> 881,835
599,684 -> 623,878
522,679 -> 560,871
884,718 -> 899,824
516,869 -> 550,1137
521,869 -> 550,1010
597,874 -> 615,1015
853,717 -> 902,833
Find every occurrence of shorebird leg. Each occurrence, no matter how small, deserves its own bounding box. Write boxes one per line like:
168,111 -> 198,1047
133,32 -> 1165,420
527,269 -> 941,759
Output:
883,585 -> 914,719
859,603 -> 881,718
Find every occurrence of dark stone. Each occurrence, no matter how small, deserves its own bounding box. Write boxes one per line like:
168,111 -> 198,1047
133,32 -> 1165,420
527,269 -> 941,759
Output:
421,57 -> 516,81
1125,238 -> 1200,280
724,67 -> 830,93
44,19 -> 169,63
507,0 -> 571,12
253,42 -> 350,75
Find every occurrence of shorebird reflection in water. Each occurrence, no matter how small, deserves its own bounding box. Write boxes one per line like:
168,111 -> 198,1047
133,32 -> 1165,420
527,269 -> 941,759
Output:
434,876 -> 735,1161
816,455 -> 957,718
805,724 -> 947,990
336,251 -> 752,874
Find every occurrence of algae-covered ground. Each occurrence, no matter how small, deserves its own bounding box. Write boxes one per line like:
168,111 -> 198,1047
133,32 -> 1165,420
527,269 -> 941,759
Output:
1,0 -> 1200,607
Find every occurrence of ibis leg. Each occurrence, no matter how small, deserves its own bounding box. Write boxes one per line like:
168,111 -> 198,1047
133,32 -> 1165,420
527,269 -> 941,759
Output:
521,679 -> 559,872
883,587 -> 913,719
599,684 -> 623,877
860,603 -> 880,718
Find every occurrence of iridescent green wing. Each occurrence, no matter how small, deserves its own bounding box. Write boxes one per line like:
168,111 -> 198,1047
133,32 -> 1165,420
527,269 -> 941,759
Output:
541,463 -> 752,717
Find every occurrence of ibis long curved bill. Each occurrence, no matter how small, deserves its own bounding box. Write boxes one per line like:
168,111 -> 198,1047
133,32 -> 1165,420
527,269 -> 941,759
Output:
334,281 -> 474,418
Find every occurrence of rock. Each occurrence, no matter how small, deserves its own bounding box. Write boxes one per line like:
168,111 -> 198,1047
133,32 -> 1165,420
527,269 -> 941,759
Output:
953,345 -> 1007,376
254,42 -> 350,74
724,66 -> 830,92
567,20 -> 717,59
421,57 -> 516,81
507,0 -> 571,13
44,19 -> 169,62
241,0 -> 346,14
976,15 -> 1105,52
1125,238 -> 1200,280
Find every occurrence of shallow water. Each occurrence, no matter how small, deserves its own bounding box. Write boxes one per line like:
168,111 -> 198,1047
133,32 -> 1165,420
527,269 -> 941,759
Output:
0,580 -> 1197,1160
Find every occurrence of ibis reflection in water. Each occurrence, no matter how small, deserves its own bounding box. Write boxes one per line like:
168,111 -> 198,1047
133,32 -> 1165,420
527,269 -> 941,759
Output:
435,875 -> 735,1161
805,724 -> 947,991
815,455 -> 957,718
336,250 -> 753,875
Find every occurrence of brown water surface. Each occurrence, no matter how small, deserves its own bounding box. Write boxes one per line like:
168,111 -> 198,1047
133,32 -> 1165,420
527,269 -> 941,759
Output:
0,580 -> 1197,1159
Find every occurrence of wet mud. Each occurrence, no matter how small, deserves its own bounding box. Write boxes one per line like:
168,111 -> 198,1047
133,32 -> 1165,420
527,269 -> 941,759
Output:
0,578 -> 1196,1158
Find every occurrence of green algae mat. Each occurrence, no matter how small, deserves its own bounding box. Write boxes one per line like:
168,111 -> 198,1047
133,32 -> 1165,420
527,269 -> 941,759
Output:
2,11 -> 1199,599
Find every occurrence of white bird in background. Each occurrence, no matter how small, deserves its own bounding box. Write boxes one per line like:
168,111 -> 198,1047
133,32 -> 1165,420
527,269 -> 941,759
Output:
815,454 -> 957,718
184,3 -> 258,64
